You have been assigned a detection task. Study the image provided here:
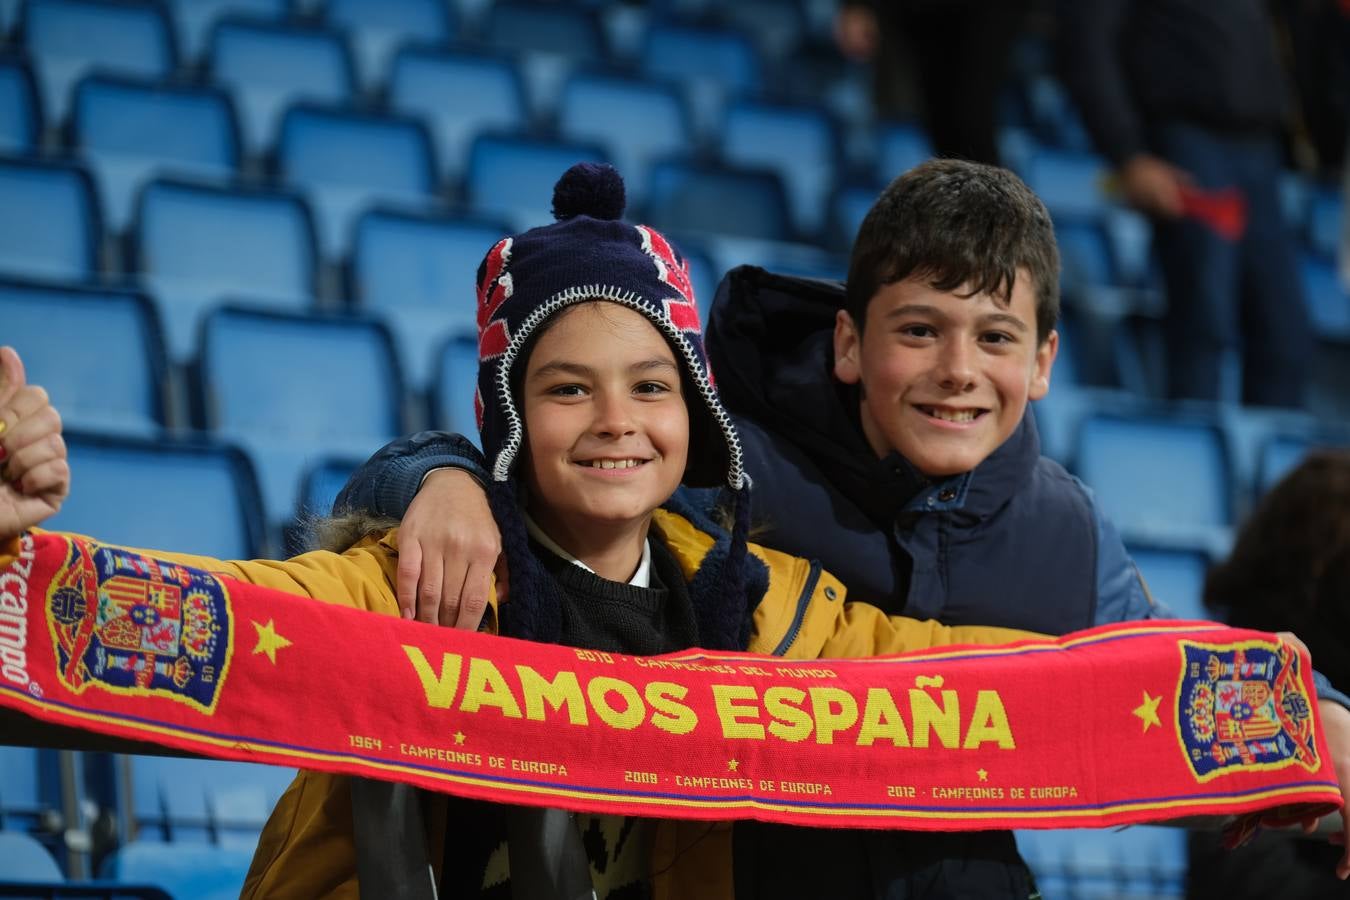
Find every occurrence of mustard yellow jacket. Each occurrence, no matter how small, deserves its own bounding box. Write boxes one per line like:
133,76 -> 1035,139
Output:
11,510 -> 1036,899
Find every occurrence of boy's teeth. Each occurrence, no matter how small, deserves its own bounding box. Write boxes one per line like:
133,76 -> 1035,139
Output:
590,459 -> 640,469
927,407 -> 977,423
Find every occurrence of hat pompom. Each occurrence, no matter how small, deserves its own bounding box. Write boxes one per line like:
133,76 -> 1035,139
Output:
551,162 -> 626,222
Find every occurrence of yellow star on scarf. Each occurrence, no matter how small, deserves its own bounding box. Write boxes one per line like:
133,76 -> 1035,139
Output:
454,731 -> 466,746
252,619 -> 292,665
1133,691 -> 1162,732
727,759 -> 740,772
977,769 -> 989,782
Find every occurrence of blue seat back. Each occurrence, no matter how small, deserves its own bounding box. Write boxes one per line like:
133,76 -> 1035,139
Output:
0,829 -> 63,883
1129,544 -> 1212,620
73,74 -> 240,229
721,100 -> 836,238
135,179 -> 316,302
23,0 -> 175,120
1259,434 -> 1313,495
465,133 -> 608,227
0,57 -> 39,152
1075,413 -> 1232,534
104,839 -> 258,898
277,104 -> 434,196
1017,826 -> 1187,898
482,1 -> 605,58
0,747 -> 60,834
875,122 -> 932,182
0,157 -> 99,280
207,18 -> 354,152
1308,186 -> 1343,259
199,306 -> 402,444
48,431 -> 266,558
1300,251 -> 1350,339
646,158 -> 791,242
1023,148 -> 1110,221
387,47 -> 526,180
351,209 -> 499,326
556,71 -> 689,205
298,456 -> 361,516
431,332 -> 480,439
641,23 -> 759,96
0,278 -> 166,432
166,0 -> 288,63
323,0 -> 454,88
125,756 -> 293,843
1055,218 -> 1116,289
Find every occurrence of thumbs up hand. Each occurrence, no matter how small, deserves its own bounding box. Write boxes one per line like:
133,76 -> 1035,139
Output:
0,347 -> 69,540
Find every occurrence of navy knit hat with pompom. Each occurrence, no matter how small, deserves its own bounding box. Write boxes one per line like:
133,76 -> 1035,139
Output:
475,162 -> 754,652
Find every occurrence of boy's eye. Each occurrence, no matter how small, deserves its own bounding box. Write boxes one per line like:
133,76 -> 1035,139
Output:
899,324 -> 936,339
548,384 -> 586,397
634,381 -> 673,395
981,331 -> 1015,345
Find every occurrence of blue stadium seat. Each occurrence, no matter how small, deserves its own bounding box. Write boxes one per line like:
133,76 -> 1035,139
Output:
875,121 -> 933,183
1022,147 -> 1111,221
721,99 -> 838,239
1075,412 -> 1233,552
322,0 -> 455,90
196,305 -> 404,529
132,178 -> 317,360
464,132 -> 608,231
1017,826 -> 1187,899
47,430 -> 267,558
0,829 -> 63,883
0,278 -> 166,433
645,158 -> 791,242
1056,218 -> 1117,291
1300,251 -> 1350,339
350,207 -> 502,389
102,839 -> 257,899
1128,544 -> 1212,620
0,56 -> 40,153
640,22 -> 760,138
556,71 -> 689,207
1308,185 -> 1343,260
1023,74 -> 1093,153
0,746 -> 61,836
1259,433 -> 1313,495
275,103 -> 437,259
206,17 -> 355,155
71,74 -> 240,232
124,756 -> 293,845
165,0 -> 289,64
386,46 -> 527,182
830,184 -> 878,251
481,1 -> 605,58
296,455 -> 360,516
429,331 -> 479,439
21,0 -> 176,123
680,239 -> 718,324
0,155 -> 100,280
712,0 -> 807,61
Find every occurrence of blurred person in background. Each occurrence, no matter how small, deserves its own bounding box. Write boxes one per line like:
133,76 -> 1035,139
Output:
834,0 -> 1033,165
1188,450 -> 1350,898
1057,0 -> 1313,408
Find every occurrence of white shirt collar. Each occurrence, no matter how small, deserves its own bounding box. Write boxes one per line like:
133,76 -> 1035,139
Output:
523,513 -> 652,588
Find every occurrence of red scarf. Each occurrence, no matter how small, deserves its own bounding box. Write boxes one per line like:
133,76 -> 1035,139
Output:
0,532 -> 1339,836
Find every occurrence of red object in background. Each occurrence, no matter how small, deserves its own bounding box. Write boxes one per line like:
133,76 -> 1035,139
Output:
1179,185 -> 1248,241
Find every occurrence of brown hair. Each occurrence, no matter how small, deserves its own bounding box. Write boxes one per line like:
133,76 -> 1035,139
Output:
845,158 -> 1060,342
1204,451 -> 1350,687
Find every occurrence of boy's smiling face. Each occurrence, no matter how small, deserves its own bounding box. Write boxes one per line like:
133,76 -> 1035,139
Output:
833,272 -> 1058,478
522,302 -> 689,545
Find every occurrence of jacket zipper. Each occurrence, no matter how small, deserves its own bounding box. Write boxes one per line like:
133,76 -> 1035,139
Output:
772,560 -> 821,657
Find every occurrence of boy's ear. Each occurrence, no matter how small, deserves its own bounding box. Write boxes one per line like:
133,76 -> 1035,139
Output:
833,309 -> 863,385
1028,329 -> 1059,401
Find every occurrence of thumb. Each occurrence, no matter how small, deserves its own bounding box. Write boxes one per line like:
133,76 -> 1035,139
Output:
0,347 -> 26,409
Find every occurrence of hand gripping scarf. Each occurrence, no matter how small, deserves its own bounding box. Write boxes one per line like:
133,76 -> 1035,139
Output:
0,533 -> 1340,839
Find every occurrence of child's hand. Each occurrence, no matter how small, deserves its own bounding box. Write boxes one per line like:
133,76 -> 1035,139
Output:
0,347 -> 69,539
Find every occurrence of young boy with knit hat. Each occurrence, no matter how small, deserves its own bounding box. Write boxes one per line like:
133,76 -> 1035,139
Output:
0,164 -> 1037,898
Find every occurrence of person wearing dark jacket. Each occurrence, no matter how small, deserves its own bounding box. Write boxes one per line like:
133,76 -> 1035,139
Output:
1056,0 -> 1312,407
333,160 -> 1350,896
